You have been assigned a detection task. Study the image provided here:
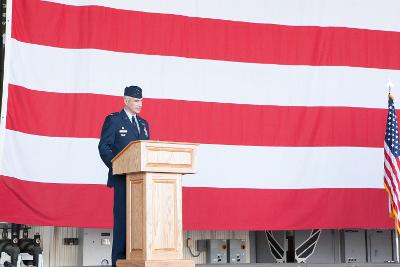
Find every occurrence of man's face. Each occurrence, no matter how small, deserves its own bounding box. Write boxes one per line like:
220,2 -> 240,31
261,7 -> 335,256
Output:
124,96 -> 142,114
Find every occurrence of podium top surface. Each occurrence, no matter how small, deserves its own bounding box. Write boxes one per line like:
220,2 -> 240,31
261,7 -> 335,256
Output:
112,140 -> 198,163
112,140 -> 198,174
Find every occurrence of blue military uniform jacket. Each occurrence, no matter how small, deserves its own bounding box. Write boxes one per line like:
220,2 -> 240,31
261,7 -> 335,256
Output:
98,109 -> 150,187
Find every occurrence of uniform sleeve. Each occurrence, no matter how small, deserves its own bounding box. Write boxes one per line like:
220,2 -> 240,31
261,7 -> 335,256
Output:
98,115 -> 116,168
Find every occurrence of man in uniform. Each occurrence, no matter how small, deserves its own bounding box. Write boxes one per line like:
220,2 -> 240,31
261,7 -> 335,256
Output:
98,85 -> 150,267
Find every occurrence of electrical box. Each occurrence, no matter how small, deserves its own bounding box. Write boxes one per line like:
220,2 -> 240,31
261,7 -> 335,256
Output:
342,229 -> 366,263
206,239 -> 227,264
227,239 -> 246,263
367,229 -> 393,263
78,228 -> 112,266
196,239 -> 207,252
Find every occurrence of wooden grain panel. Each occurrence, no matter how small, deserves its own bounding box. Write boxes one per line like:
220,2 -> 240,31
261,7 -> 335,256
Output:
127,175 -> 144,261
152,179 -> 176,251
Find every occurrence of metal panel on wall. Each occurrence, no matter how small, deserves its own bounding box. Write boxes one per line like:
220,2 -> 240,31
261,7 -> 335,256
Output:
183,231 -> 250,264
78,228 -> 112,266
50,227 -> 79,267
342,229 -> 367,263
367,229 -> 393,263
255,231 -> 286,263
227,239 -> 246,263
295,229 -> 340,263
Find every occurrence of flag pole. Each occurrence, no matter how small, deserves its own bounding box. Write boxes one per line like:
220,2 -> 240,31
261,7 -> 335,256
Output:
396,231 -> 399,263
389,80 -> 393,97
388,80 -> 399,262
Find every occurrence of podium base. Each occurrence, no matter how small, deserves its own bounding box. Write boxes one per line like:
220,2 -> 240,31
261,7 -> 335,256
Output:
117,259 -> 195,267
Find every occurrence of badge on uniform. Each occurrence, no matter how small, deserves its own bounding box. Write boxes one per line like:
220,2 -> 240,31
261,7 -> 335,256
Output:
142,123 -> 148,137
119,127 -> 128,136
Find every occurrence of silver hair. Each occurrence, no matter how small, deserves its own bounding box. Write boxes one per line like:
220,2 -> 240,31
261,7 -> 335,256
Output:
123,96 -> 133,102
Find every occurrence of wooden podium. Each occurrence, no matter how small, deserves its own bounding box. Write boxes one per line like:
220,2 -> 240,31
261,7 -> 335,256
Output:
112,140 -> 198,267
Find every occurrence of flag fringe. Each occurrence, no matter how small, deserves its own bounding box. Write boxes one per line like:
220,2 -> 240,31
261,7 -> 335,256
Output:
384,183 -> 400,234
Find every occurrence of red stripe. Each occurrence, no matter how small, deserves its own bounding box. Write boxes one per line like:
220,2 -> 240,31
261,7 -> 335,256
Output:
385,179 -> 399,217
183,187 -> 393,229
391,152 -> 400,213
11,0 -> 400,69
6,84 -> 386,147
384,179 -> 392,202
0,175 -> 113,228
0,175 -> 392,229
384,149 -> 400,209
385,149 -> 400,188
395,156 -> 400,173
384,164 -> 400,213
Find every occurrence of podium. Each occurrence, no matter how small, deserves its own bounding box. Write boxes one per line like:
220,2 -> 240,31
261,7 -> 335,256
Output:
112,140 -> 198,267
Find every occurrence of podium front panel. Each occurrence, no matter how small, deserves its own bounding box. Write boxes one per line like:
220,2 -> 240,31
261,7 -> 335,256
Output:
145,173 -> 183,260
126,173 -> 183,261
127,174 -> 145,260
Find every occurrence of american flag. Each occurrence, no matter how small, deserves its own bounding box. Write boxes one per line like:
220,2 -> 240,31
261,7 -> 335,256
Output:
384,95 -> 400,232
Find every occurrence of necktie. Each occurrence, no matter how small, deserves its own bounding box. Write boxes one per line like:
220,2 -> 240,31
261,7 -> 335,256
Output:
132,115 -> 140,134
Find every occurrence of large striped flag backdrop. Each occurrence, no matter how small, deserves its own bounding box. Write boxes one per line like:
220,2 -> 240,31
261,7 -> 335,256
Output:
0,0 -> 400,230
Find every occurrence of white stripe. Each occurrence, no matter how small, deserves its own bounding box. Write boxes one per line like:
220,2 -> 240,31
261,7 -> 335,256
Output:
384,172 -> 400,213
0,0 -> 14,173
45,0 -> 400,32
384,144 -> 400,210
10,40 -> 400,109
385,143 -> 400,191
1,130 -> 108,184
383,157 -> 400,212
188,144 -> 384,189
0,130 -> 384,189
